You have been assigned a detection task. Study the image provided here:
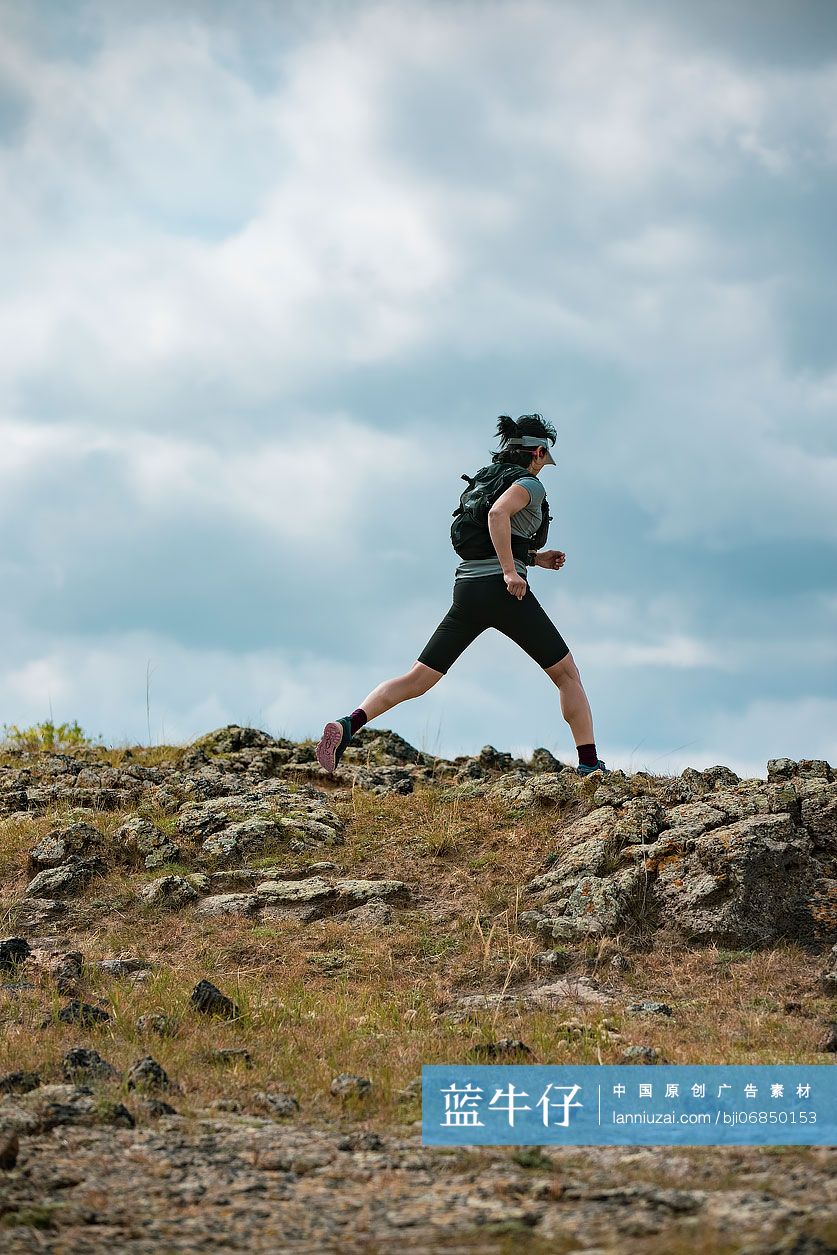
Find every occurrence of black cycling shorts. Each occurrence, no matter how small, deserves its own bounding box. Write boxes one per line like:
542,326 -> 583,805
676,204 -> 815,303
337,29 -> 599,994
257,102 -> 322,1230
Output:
416,574 -> 571,674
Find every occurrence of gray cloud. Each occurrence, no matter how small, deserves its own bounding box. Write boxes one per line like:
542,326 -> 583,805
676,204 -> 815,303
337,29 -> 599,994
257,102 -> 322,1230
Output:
0,0 -> 835,774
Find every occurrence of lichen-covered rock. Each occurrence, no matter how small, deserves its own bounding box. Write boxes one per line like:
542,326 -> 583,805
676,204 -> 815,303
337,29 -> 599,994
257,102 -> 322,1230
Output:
492,771 -> 580,809
191,725 -> 277,755
140,876 -> 201,908
4,755 -> 158,815
256,877 -> 336,904
528,748 -> 567,773
255,875 -> 410,922
343,766 -> 414,795
24,857 -> 103,899
701,766 -> 741,789
612,797 -> 667,844
800,781 -> 837,854
528,808 -> 621,893
332,879 -> 410,907
98,957 -> 151,977
113,815 -> 181,869
136,1013 -> 180,1038
561,866 -> 648,934
653,813 -> 818,946
343,900 -> 394,927
519,761 -> 836,949
29,821 -> 104,869
204,863 -> 338,893
343,728 -> 430,767
330,1073 -> 372,1099
254,1091 -> 300,1117
195,893 -> 261,917
174,784 -> 344,861
8,898 -> 68,929
655,801 -> 729,842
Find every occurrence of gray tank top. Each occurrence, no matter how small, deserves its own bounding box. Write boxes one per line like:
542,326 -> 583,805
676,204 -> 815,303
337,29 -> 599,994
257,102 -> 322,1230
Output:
454,474 -> 546,581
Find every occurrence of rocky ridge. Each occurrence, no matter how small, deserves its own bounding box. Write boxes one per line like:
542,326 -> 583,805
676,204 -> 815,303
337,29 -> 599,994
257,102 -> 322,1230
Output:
1,726 -> 835,1251
2,726 -> 833,951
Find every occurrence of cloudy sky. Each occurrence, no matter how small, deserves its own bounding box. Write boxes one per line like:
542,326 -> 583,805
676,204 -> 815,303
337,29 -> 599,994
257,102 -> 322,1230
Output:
1,0 -> 835,777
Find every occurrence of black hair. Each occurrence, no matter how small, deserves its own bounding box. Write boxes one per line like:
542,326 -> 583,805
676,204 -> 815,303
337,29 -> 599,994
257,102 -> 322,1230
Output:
491,413 -> 557,467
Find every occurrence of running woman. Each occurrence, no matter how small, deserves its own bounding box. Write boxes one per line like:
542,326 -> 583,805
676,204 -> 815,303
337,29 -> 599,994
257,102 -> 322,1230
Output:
316,414 -> 607,778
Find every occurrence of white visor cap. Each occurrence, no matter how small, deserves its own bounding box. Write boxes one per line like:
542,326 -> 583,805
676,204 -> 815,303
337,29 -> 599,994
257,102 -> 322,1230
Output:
506,434 -> 556,464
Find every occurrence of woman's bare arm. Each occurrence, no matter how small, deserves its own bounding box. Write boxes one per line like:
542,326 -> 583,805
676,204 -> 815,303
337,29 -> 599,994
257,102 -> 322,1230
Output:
488,482 -> 532,598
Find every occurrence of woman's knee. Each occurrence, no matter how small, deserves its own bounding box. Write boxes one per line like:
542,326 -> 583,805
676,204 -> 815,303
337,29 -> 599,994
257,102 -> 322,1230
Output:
545,650 -> 580,684
406,661 -> 444,695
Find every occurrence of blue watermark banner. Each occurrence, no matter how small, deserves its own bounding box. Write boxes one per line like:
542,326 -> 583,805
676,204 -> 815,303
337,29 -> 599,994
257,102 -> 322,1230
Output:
421,1065 -> 837,1146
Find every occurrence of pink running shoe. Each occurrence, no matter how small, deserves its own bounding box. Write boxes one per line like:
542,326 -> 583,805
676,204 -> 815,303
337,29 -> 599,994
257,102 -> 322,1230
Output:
316,716 -> 354,774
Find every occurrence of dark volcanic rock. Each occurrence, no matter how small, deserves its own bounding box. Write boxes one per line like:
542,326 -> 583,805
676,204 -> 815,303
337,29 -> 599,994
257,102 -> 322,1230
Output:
127,1056 -> 171,1092
54,1000 -> 110,1027
0,937 -> 30,971
190,979 -> 240,1019
0,1071 -> 41,1095
62,1048 -> 120,1083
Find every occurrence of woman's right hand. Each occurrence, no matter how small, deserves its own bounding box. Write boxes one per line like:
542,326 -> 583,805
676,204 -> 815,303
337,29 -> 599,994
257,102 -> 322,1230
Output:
503,569 -> 527,599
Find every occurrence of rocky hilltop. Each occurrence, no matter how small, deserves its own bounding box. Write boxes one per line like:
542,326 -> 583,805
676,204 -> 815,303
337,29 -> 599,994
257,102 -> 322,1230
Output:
0,726 -> 835,1252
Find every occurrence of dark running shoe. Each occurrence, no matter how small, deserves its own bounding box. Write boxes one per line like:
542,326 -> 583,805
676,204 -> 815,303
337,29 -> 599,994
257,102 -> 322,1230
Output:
576,759 -> 608,776
316,716 -> 354,774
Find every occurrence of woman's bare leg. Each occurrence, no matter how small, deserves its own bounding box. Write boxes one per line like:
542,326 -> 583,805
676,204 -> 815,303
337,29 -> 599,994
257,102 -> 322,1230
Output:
358,661 -> 443,721
544,652 -> 595,746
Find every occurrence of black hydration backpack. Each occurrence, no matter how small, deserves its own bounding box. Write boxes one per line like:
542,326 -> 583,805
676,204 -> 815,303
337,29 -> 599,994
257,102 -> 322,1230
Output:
450,463 -> 552,561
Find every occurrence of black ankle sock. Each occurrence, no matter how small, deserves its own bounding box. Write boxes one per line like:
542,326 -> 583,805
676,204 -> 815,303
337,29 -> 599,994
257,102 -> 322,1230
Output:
348,707 -> 368,735
577,742 -> 598,768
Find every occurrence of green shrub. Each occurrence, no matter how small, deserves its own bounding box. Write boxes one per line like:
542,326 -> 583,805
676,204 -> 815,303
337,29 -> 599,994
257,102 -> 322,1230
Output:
1,719 -> 102,751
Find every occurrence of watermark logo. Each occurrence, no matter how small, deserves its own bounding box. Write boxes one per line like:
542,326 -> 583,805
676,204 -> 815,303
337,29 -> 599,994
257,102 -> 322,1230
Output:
422,1065 -> 837,1146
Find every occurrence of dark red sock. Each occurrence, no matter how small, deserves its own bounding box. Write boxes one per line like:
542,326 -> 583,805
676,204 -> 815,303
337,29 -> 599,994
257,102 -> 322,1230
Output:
348,707 -> 368,734
577,742 -> 598,768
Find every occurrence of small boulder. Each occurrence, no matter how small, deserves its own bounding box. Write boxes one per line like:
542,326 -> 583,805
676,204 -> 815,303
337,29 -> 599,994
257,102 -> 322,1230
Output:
11,899 -> 68,929
136,1096 -> 178,1117
816,1023 -> 837,1053
190,979 -> 239,1020
330,1073 -> 372,1099
621,1045 -> 660,1063
127,1056 -> 171,1092
62,1047 -> 120,1084
196,894 -> 261,917
29,822 -> 104,869
0,1071 -> 41,1096
136,1013 -> 180,1038
114,815 -> 181,869
254,1091 -> 300,1117
99,957 -> 151,977
469,1039 -> 532,1059
24,858 -> 103,899
54,1000 -> 110,1027
0,937 -> 30,971
532,950 -> 573,973
140,876 -> 200,908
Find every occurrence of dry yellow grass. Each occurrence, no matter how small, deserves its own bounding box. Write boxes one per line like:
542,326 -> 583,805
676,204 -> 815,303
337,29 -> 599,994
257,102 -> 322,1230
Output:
1,775 -> 832,1142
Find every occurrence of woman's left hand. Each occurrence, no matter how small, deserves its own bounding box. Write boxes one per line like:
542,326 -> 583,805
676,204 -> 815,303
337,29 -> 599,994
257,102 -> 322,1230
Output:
536,550 -> 566,570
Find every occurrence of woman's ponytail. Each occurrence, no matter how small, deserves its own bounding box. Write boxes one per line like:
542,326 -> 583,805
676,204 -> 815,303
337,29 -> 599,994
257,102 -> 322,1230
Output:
494,415 -> 521,445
